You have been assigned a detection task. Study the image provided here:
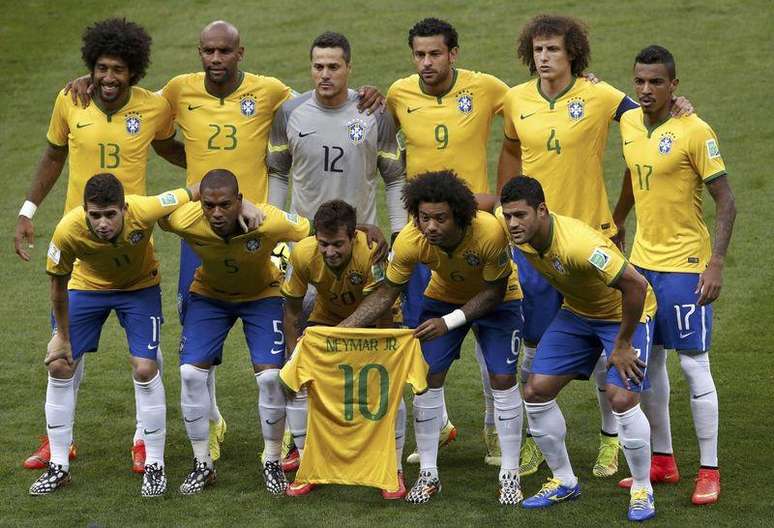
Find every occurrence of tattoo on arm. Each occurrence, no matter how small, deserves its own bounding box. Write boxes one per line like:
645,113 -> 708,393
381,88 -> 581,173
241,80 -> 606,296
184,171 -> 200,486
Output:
460,278 -> 507,321
706,176 -> 736,260
340,283 -> 401,328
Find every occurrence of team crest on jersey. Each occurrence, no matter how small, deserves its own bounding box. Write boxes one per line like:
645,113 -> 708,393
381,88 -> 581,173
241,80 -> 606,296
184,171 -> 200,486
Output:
348,270 -> 365,285
456,90 -> 473,114
567,97 -> 585,120
658,132 -> 676,155
346,118 -> 367,144
128,230 -> 145,245
463,249 -> 482,267
125,112 -> 142,135
244,238 -> 261,252
240,95 -> 256,117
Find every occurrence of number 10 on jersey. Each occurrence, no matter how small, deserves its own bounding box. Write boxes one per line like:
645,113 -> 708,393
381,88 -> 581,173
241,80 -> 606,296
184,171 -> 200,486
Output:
338,363 -> 389,421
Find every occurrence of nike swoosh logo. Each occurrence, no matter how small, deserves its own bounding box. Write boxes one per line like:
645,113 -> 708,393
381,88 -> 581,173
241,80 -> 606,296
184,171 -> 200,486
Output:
265,418 -> 282,425
692,390 -> 715,399
184,415 -> 204,423
693,491 -> 718,499
188,104 -> 203,111
147,343 -> 158,350
679,331 -> 695,338
407,107 -> 422,114
497,415 -> 518,422
291,433 -> 306,439
415,417 -> 436,423
144,428 -> 161,435
76,122 -> 93,128
47,424 -> 66,429
506,357 -> 517,365
270,348 -> 283,355
623,444 -> 646,451
624,140 -> 634,145
520,112 -> 536,120
548,490 -> 577,501
298,131 -> 316,137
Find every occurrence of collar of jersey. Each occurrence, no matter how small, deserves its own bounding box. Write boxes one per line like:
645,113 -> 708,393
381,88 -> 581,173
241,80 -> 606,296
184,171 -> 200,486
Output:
92,88 -> 134,121
204,70 -> 245,102
418,68 -> 459,102
642,111 -> 673,138
536,76 -> 577,109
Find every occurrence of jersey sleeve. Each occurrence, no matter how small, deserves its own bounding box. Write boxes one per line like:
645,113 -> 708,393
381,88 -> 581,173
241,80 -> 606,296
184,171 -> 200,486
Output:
131,188 -> 192,226
281,245 -> 309,299
153,95 -> 176,140
688,121 -> 728,182
501,90 -> 519,141
46,91 -> 70,147
266,77 -> 293,114
267,105 -> 292,177
279,339 -> 312,392
159,77 -> 180,120
579,237 -> 628,287
262,205 -> 312,243
376,110 -> 404,180
484,74 -> 510,116
597,82 -> 632,122
363,260 -> 386,295
46,218 -> 77,276
403,336 -> 429,394
385,227 -> 418,287
481,226 -> 512,283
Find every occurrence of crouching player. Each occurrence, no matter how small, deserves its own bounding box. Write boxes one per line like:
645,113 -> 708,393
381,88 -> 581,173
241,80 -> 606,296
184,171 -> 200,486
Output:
341,171 -> 526,505
280,200 -> 406,498
158,169 -> 311,496
31,174 -> 199,497
499,176 -> 658,522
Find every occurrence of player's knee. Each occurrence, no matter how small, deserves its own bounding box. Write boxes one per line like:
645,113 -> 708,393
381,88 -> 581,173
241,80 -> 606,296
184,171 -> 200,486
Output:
607,389 -> 639,413
132,361 -> 158,382
678,352 -> 715,394
523,380 -> 554,403
180,363 -> 208,391
489,373 -> 517,391
47,358 -> 75,380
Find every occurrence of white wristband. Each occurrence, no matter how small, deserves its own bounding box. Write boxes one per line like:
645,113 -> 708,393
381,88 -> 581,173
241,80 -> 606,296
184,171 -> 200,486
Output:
441,309 -> 467,330
19,200 -> 37,219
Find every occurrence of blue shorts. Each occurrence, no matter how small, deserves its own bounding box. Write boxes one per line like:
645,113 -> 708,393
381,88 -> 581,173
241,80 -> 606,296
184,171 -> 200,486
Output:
177,239 -> 201,325
401,263 -> 431,328
179,294 -> 286,367
512,247 -> 563,345
637,268 -> 713,353
419,297 -> 524,375
55,286 -> 163,361
533,308 -> 654,392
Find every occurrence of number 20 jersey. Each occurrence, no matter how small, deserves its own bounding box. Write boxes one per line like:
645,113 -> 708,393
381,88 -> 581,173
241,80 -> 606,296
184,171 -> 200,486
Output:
280,327 -> 427,491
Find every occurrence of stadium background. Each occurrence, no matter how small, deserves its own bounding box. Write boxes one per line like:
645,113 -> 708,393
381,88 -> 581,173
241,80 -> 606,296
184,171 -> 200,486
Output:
1,0 -> 771,526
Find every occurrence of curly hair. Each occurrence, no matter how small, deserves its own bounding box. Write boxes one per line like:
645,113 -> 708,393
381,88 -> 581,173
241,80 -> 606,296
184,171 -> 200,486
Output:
84,173 -> 124,208
408,17 -> 458,50
81,18 -> 152,85
402,170 -> 477,230
516,14 -> 590,77
314,199 -> 357,237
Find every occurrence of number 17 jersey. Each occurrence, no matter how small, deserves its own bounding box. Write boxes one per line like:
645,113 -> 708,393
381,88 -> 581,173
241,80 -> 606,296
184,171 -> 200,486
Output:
280,326 -> 428,491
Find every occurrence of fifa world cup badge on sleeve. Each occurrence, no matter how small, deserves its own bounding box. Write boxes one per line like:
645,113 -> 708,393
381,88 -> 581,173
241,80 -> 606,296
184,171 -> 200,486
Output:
588,248 -> 610,271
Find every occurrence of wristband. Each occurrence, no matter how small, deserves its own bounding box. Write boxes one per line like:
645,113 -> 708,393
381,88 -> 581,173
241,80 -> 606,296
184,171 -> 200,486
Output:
441,309 -> 467,330
19,200 -> 37,219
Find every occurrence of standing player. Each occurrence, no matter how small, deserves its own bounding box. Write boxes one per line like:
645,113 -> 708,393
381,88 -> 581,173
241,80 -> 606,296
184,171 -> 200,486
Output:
341,171 -> 526,505
280,200 -> 407,499
612,46 -> 735,505
30,174 -> 198,497
497,14 -> 691,477
13,18 -> 185,474
386,17 -> 510,466
159,169 -> 311,496
499,176 -> 658,522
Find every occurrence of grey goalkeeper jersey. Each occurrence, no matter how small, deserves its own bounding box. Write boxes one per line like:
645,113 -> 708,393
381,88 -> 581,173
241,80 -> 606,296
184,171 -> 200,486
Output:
267,89 -> 406,232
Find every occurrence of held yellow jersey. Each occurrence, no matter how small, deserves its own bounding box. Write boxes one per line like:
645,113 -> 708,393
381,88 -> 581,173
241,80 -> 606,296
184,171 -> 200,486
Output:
386,68 -> 508,193
503,78 -> 637,236
387,212 -> 522,305
47,87 -> 175,212
161,72 -> 291,203
280,326 -> 428,491
281,231 -> 387,325
46,189 -> 191,290
620,110 -> 727,272
514,213 -> 657,322
159,204 -> 310,302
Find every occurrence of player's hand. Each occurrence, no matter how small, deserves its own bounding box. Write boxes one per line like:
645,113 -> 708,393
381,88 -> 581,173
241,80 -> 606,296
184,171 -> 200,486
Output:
64,75 -> 94,108
606,340 -> 646,390
696,259 -> 723,305
414,318 -> 449,341
45,333 -> 74,368
582,71 -> 600,84
238,201 -> 265,232
610,224 -> 626,252
671,96 -> 694,117
14,215 -> 35,261
358,223 -> 388,262
356,85 -> 385,115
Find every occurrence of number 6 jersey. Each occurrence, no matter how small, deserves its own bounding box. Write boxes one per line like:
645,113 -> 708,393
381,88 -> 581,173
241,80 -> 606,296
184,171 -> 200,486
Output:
279,326 -> 428,491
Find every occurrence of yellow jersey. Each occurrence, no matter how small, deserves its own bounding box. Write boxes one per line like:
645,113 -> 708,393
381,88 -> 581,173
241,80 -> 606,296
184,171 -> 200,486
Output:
514,213 -> 657,322
386,68 -> 508,193
46,188 -> 191,290
387,212 -> 522,305
159,203 -> 310,302
620,110 -> 727,272
280,326 -> 427,491
161,72 -> 291,203
503,78 -> 636,236
281,232 -> 387,325
47,87 -> 175,212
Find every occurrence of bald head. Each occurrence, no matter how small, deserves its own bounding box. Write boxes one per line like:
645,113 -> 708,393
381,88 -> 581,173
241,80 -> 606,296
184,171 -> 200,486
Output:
200,20 -> 240,46
198,20 -> 244,89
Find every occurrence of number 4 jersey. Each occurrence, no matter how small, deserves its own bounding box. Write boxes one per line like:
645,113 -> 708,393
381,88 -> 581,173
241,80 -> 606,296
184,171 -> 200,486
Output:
280,327 -> 428,491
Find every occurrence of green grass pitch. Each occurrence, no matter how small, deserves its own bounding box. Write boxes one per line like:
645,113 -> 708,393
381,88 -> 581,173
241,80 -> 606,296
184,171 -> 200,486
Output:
1,1 -> 772,526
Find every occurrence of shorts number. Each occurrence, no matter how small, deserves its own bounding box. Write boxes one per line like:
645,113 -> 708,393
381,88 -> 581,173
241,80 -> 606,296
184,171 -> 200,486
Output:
434,124 -> 448,150
149,316 -> 162,344
674,303 -> 696,331
329,290 -> 356,306
546,128 -> 561,154
323,145 -> 344,173
224,258 -> 239,273
338,363 -> 389,421
112,254 -> 130,267
99,143 -> 120,168
207,124 -> 237,150
272,320 -> 284,347
635,164 -> 653,191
